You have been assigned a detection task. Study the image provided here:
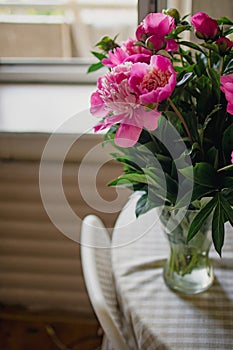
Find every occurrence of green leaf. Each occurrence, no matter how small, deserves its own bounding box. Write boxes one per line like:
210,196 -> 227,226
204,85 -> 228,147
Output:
187,196 -> 217,242
221,176 -> 233,188
91,51 -> 106,60
135,193 -> 149,217
223,124 -> 233,157
220,193 -> 233,226
169,25 -> 191,37
179,166 -> 193,180
179,41 -> 206,54
212,195 -> 225,256
180,163 -> 217,188
135,192 -> 164,217
194,163 -> 218,188
224,27 -> 233,37
142,167 -> 178,199
175,184 -> 215,209
95,36 -> 119,52
108,173 -> 148,187
111,154 -> 141,172
191,185 -> 215,202
201,42 -> 219,53
87,62 -> 104,73
207,67 -> 220,99
217,17 -> 233,25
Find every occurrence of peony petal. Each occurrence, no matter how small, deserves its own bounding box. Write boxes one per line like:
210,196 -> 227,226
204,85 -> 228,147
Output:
102,47 -> 128,67
227,103 -> 233,115
139,108 -> 161,130
143,13 -> 175,36
93,113 -> 126,133
128,62 -> 148,95
165,39 -> 179,52
220,74 -> 233,86
124,54 -> 151,64
90,91 -> 108,117
115,123 -> 142,147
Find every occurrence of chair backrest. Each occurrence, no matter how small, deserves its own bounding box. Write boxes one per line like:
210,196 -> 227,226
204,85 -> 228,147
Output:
80,214 -> 129,350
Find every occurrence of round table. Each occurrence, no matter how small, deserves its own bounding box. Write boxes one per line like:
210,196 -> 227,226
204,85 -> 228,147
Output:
111,194 -> 233,350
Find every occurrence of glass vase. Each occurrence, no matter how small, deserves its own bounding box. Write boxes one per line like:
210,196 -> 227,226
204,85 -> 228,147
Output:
159,207 -> 214,294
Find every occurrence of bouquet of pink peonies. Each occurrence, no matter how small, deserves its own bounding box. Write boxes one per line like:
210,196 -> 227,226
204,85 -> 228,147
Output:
89,9 -> 233,256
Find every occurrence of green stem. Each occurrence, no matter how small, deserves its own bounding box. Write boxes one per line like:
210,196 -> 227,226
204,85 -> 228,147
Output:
220,57 -> 225,75
168,98 -> 194,144
149,131 -> 161,152
208,49 -> 212,69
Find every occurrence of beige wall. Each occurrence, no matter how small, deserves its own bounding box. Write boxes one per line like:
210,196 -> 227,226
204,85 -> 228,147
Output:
192,0 -> 233,18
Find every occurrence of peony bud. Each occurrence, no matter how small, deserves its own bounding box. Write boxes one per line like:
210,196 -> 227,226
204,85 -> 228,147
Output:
216,37 -> 233,56
191,12 -> 220,41
163,8 -> 180,24
146,35 -> 166,51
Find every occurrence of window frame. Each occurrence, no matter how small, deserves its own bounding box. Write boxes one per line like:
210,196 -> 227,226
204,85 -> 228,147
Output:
0,0 -> 190,83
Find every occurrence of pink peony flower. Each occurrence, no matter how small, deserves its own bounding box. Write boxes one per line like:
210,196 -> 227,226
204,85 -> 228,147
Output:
123,38 -> 151,56
165,39 -> 179,52
191,12 -> 220,41
220,74 -> 233,115
145,35 -> 166,51
102,39 -> 152,68
129,55 -> 177,105
135,13 -> 177,54
124,54 -> 151,64
136,13 -> 175,40
90,62 -> 161,147
90,91 -> 106,117
102,47 -> 128,67
231,151 -> 233,164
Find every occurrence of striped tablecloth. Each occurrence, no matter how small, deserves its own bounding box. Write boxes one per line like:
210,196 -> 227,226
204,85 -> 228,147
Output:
111,194 -> 233,350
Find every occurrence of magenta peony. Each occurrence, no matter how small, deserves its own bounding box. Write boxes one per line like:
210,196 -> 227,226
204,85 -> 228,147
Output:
191,12 -> 220,40
136,12 -> 176,54
129,55 -> 177,104
136,12 -> 175,40
102,47 -> 128,67
91,62 -> 161,147
216,37 -> 233,55
220,74 -> 233,115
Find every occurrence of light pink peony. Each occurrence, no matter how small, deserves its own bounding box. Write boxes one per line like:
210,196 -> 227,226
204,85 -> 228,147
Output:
90,62 -> 161,147
220,74 -> 233,115
129,55 -> 177,104
231,151 -> 233,164
191,12 -> 220,40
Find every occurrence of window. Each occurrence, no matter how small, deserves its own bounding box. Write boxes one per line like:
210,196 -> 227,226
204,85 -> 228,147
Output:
0,0 -> 232,83
0,0 -> 138,59
0,0 -> 139,82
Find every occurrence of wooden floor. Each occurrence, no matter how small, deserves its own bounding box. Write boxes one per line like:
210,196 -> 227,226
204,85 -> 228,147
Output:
0,307 -> 102,350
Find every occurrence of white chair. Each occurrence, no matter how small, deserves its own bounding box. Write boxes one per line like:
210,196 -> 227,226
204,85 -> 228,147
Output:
80,214 -> 129,350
